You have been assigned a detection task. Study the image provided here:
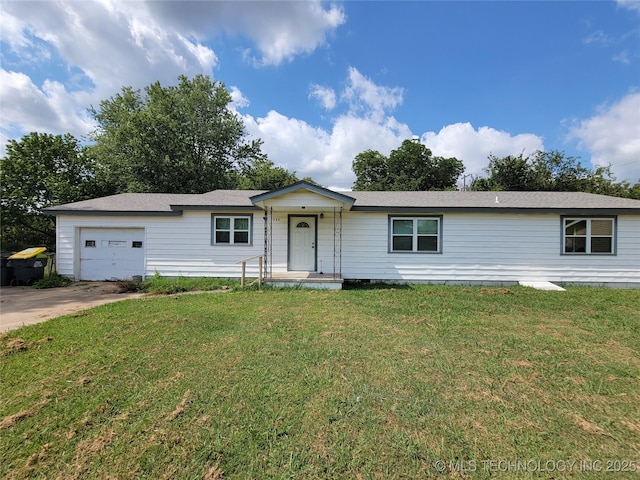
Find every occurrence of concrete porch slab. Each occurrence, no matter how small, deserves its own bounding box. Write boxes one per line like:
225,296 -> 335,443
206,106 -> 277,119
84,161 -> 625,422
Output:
266,272 -> 343,290
519,281 -> 566,291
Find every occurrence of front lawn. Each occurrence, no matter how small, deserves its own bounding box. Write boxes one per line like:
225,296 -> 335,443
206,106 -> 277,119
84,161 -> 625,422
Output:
1,285 -> 638,478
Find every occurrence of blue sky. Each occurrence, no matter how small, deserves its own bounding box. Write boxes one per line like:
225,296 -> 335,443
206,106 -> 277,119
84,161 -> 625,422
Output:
1,1 -> 639,189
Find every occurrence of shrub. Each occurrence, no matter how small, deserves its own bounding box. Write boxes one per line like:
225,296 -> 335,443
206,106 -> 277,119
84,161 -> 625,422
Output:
32,273 -> 72,289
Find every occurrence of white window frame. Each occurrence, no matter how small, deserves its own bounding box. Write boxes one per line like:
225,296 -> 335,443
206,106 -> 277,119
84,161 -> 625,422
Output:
562,216 -> 615,255
389,216 -> 442,253
212,214 -> 253,246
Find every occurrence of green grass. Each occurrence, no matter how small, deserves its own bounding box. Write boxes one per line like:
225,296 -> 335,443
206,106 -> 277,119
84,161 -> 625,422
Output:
1,286 -> 639,479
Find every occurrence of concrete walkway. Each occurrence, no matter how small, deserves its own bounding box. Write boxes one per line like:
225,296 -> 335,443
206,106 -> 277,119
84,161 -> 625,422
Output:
0,282 -> 143,332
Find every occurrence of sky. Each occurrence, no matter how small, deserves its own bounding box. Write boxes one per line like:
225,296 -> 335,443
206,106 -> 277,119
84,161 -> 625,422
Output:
1,0 -> 639,190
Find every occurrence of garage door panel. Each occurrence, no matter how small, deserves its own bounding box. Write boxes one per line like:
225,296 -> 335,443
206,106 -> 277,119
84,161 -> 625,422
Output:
80,228 -> 144,281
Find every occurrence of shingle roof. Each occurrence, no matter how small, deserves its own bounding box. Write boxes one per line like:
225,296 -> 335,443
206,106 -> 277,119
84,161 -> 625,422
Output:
45,188 -> 640,215
345,190 -> 640,211
44,190 -> 266,215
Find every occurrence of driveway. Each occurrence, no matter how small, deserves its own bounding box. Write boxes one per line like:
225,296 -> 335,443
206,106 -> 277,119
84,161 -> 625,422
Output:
0,282 -> 144,332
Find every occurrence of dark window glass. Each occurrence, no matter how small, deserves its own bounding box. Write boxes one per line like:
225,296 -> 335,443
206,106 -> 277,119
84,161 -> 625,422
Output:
591,237 -> 612,253
417,236 -> 438,251
234,231 -> 249,244
393,236 -> 413,251
216,231 -> 230,243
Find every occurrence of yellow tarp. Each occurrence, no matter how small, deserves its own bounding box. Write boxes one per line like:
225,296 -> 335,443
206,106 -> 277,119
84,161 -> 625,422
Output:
8,247 -> 47,260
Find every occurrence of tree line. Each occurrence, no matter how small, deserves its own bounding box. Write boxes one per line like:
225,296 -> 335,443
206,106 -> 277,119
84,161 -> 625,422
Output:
2,74 -> 638,251
354,140 -> 639,198
1,75 -> 299,250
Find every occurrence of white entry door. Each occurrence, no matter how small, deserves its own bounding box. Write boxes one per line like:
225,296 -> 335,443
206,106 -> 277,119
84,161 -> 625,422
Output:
289,216 -> 316,271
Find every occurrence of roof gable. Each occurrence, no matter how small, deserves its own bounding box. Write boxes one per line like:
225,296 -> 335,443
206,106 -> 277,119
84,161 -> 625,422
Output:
250,181 -> 356,210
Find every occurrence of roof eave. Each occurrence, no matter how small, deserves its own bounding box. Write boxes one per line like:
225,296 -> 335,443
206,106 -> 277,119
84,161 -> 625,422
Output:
351,206 -> 640,214
169,205 -> 263,212
43,210 -> 182,217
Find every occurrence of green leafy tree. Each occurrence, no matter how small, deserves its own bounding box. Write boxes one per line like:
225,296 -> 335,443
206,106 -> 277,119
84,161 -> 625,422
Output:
234,158 -> 299,190
471,154 -> 538,191
352,140 -> 464,191
1,133 -> 101,251
352,150 -> 389,191
90,74 -> 264,194
472,150 -> 639,198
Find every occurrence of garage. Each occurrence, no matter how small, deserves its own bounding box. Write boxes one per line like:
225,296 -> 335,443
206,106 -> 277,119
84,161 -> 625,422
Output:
79,228 -> 145,281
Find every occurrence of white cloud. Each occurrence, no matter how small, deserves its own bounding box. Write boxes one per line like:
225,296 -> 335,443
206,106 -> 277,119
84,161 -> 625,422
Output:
583,30 -> 610,46
568,92 -> 640,182
0,70 -> 95,138
229,86 -> 250,110
242,68 -> 412,189
342,67 -> 404,121
238,2 -> 345,66
145,0 -> 345,66
617,0 -> 640,14
0,0 -> 343,146
243,109 -> 412,189
421,123 -> 545,179
309,84 -> 337,110
242,68 -> 546,189
613,50 -> 631,64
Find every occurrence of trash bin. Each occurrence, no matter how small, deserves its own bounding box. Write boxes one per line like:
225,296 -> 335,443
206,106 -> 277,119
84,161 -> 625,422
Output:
1,253 -> 15,287
7,247 -> 48,286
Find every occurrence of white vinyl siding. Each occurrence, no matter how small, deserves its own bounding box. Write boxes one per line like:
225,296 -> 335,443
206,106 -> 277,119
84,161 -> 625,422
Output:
340,212 -> 639,285
55,211 -> 264,280
54,210 -> 640,286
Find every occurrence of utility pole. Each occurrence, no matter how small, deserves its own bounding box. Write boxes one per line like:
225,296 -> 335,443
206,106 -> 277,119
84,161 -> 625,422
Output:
462,174 -> 473,191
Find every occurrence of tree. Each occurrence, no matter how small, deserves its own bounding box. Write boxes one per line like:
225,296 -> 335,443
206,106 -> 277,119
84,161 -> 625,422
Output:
471,150 -> 639,198
352,139 -> 464,191
234,158 -> 299,190
352,150 -> 389,191
1,133 -> 102,251
470,154 -> 539,191
90,74 -> 264,194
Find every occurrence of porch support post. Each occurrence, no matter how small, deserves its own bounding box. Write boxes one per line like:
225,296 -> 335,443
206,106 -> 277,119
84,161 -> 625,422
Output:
263,206 -> 272,280
333,206 -> 343,280
339,206 -> 343,279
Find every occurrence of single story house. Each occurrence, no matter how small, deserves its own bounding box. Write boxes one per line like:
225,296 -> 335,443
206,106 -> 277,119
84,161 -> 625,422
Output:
45,181 -> 640,288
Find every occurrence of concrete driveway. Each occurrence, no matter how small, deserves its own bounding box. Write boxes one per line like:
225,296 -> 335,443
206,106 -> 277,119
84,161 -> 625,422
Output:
0,282 -> 144,332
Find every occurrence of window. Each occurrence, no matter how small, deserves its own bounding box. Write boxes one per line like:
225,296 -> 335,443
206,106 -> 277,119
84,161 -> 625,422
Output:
132,241 -> 143,248
212,215 -> 252,245
85,240 -> 96,248
390,216 -> 441,253
563,217 -> 614,254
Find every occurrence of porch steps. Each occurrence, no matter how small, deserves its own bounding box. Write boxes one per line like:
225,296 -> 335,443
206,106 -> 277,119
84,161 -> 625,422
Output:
265,273 -> 343,290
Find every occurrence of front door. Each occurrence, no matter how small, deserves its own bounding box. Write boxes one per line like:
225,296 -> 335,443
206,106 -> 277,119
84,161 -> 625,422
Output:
289,216 -> 316,271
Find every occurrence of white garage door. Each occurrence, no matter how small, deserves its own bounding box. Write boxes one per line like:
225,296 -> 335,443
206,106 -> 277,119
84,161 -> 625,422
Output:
79,228 -> 145,281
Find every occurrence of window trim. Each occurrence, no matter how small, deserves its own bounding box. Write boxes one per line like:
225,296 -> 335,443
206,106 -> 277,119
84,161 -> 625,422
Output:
388,215 -> 442,254
211,214 -> 253,246
561,216 -> 616,256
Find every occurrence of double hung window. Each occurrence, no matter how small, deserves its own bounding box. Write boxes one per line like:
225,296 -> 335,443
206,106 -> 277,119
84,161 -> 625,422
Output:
563,217 -> 614,254
212,215 -> 252,245
390,217 -> 441,253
